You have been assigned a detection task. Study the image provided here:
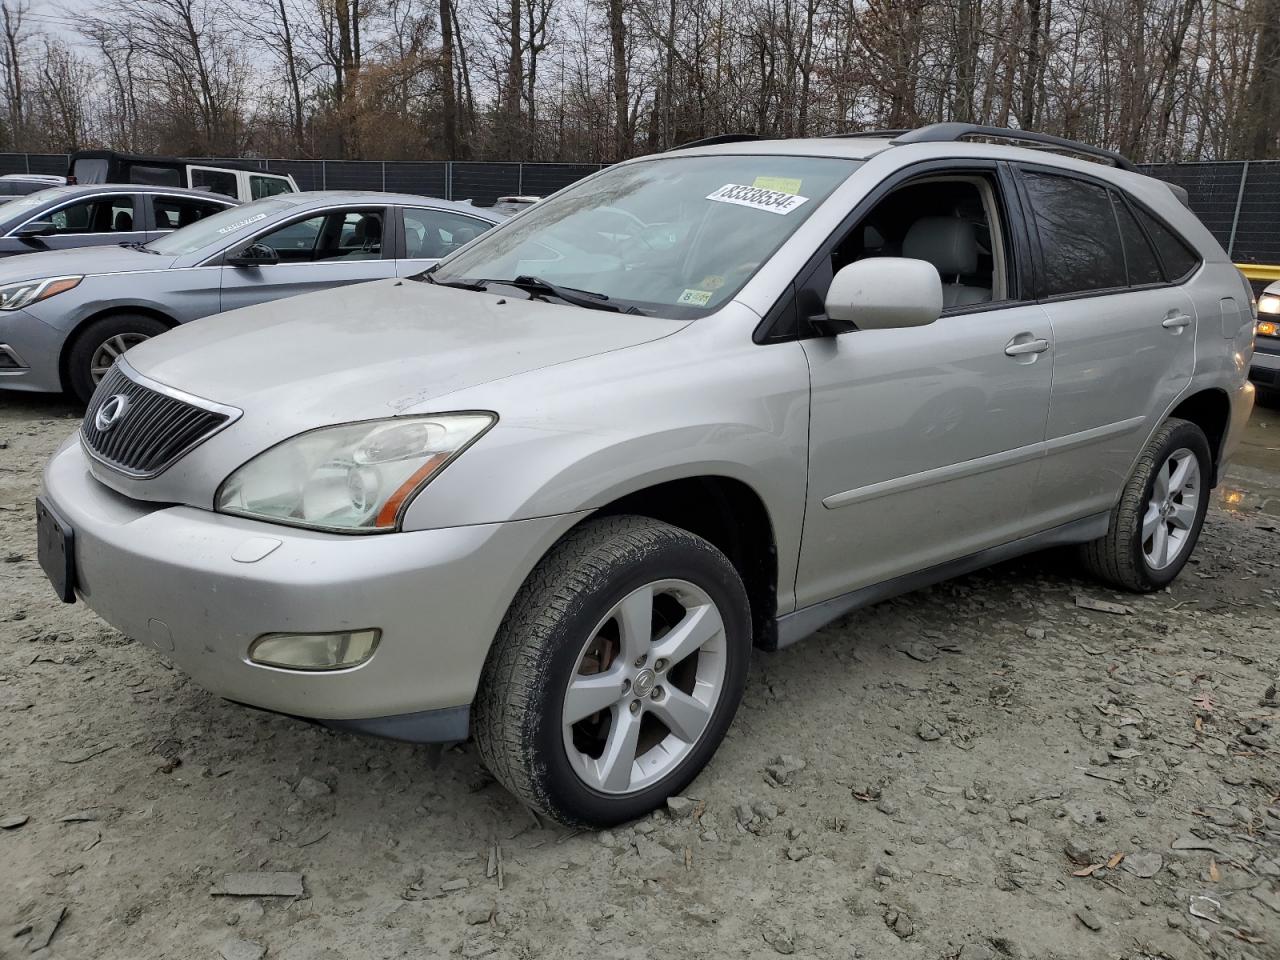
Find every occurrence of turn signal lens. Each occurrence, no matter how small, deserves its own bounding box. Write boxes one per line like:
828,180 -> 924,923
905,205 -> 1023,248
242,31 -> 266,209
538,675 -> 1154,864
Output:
1258,320 -> 1278,338
248,629 -> 381,671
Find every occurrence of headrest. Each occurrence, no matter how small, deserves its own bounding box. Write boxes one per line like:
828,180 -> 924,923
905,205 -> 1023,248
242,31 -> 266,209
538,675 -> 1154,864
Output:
902,216 -> 977,276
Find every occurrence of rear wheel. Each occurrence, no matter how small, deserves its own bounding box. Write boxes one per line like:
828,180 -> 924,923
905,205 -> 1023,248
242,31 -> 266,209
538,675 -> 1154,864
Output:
1079,417 -> 1211,591
473,515 -> 751,827
66,314 -> 169,404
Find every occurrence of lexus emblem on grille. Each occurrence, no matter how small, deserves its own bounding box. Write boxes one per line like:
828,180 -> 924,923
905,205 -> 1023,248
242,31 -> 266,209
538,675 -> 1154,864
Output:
94,394 -> 131,432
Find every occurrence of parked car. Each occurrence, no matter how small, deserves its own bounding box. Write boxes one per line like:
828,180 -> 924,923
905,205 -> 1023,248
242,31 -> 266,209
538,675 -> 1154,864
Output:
37,124 -> 1255,827
1251,280 -> 1279,395
0,173 -> 67,203
0,191 -> 501,402
68,150 -> 299,203
0,183 -> 235,260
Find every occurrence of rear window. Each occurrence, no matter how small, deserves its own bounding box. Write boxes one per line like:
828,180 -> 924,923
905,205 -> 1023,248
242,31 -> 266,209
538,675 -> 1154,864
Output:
1135,207 -> 1200,281
1021,170 -> 1128,297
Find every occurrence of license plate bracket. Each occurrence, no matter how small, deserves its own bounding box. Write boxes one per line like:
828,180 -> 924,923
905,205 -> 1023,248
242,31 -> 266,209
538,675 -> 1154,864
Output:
36,496 -> 76,604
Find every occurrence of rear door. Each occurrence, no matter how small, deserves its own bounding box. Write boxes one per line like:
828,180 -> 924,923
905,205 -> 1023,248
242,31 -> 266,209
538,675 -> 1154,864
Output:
1015,165 -> 1198,530
144,193 -> 235,240
396,206 -> 497,276
218,205 -> 396,312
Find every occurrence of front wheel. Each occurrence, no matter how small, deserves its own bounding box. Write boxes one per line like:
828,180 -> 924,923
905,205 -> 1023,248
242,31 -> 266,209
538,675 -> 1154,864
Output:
1079,417 -> 1212,591
66,314 -> 169,404
473,515 -> 751,827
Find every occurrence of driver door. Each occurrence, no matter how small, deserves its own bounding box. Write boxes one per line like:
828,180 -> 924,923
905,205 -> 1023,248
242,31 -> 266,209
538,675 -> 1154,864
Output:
219,206 -> 396,312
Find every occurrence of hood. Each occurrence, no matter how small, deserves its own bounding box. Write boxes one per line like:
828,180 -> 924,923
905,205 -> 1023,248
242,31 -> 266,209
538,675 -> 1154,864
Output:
0,244 -> 176,281
125,279 -> 687,425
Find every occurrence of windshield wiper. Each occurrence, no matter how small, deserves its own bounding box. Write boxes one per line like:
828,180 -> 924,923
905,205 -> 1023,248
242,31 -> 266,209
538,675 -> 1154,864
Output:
498,275 -> 638,313
118,241 -> 159,254
421,272 -> 488,291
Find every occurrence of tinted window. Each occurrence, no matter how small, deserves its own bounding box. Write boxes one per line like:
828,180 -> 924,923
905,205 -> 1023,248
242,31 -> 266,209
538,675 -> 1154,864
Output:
144,196 -> 298,256
47,195 -> 135,234
190,168 -> 239,198
1110,194 -> 1163,286
1135,207 -> 1199,281
1022,171 -> 1127,296
250,175 -> 293,199
404,208 -> 494,259
0,180 -> 45,196
153,195 -> 230,230
127,163 -> 182,187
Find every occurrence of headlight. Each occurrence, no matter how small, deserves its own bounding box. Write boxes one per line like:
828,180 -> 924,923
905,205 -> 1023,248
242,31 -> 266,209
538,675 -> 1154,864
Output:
0,275 -> 82,311
215,414 -> 495,532
1258,294 -> 1280,317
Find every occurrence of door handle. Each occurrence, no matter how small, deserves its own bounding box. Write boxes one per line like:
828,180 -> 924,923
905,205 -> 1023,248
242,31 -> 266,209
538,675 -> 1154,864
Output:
1004,337 -> 1049,357
1162,313 -> 1193,329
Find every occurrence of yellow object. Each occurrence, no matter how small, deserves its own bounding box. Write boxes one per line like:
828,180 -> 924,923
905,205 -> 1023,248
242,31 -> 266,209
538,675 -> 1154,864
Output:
1237,263 -> 1280,282
752,176 -> 803,194
1257,320 -> 1278,337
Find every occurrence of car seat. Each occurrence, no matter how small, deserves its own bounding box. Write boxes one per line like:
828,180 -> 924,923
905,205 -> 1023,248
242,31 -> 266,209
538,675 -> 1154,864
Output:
902,216 -> 991,307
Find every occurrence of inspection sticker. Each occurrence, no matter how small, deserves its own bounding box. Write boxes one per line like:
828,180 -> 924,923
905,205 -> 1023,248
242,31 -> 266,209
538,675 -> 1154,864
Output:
706,183 -> 809,215
752,176 -> 802,194
677,289 -> 714,306
216,213 -> 269,234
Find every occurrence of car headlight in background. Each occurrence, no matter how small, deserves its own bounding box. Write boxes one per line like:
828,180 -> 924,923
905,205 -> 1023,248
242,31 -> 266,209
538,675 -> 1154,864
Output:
1258,294 -> 1280,318
0,275 -> 82,311
215,414 -> 495,532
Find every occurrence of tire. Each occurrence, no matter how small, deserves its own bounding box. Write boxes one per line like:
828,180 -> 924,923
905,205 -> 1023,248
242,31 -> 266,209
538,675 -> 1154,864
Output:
473,515 -> 751,827
1079,417 -> 1212,592
66,314 -> 170,404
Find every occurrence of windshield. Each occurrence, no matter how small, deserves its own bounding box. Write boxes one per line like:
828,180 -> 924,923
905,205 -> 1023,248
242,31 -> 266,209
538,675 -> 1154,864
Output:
432,154 -> 860,318
0,187 -> 72,225
145,196 -> 297,256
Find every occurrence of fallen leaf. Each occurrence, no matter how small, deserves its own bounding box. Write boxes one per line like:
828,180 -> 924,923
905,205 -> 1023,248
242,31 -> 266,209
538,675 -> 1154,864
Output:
1073,864 -> 1100,877
1195,716 -> 1204,732
1191,694 -> 1215,712
1209,859 -> 1220,882
1107,852 -> 1125,869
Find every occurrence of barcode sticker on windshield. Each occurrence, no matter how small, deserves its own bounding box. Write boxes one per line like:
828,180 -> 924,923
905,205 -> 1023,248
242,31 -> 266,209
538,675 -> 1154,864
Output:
678,289 -> 713,306
706,183 -> 809,215
217,213 -> 268,234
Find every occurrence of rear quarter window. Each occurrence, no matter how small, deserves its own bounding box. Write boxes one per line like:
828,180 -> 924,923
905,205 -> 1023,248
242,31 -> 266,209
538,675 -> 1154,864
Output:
1134,207 -> 1200,281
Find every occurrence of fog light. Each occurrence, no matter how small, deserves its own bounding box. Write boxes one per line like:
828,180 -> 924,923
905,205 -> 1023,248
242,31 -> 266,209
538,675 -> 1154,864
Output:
248,629 -> 380,671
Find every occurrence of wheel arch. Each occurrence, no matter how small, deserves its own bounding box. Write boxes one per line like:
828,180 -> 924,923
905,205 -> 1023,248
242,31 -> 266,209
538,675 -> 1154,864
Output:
58,304 -> 178,392
1167,387 -> 1232,486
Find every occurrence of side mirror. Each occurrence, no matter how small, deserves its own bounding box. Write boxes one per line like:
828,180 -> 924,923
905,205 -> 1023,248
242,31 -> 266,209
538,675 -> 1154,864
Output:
821,258 -> 943,334
15,220 -> 55,239
226,242 -> 279,267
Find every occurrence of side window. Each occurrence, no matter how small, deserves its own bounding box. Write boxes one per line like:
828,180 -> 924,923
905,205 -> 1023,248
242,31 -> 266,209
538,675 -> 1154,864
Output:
1020,170 -> 1127,297
47,195 -> 135,234
817,173 -> 1011,312
250,175 -> 292,200
255,215 -> 324,262
403,208 -> 494,259
189,168 -> 239,199
1109,193 -> 1163,286
1134,207 -> 1200,281
318,209 -> 383,261
250,209 -> 384,263
153,196 -> 229,231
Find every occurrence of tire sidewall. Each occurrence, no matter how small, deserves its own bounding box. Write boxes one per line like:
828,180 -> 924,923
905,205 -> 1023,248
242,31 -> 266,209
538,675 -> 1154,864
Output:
1127,422 -> 1212,589
67,314 -> 169,404
531,537 -> 750,827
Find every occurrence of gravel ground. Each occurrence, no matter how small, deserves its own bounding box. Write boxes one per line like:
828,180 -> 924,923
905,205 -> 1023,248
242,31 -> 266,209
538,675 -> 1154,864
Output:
2,392 -> 1278,960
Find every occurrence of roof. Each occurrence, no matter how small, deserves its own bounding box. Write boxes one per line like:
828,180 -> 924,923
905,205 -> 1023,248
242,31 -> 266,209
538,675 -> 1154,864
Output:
272,190 -> 505,219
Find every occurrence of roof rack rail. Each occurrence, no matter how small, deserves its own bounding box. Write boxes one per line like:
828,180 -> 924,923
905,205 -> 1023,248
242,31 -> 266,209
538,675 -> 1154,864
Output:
668,133 -> 762,151
892,123 -> 1138,173
825,129 -> 910,139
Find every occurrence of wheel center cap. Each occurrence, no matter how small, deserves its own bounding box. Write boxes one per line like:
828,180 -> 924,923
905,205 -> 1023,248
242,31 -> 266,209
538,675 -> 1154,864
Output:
633,668 -> 657,698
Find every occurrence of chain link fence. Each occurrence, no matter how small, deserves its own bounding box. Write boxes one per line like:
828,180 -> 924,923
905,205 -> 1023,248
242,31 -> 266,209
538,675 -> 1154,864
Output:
1,151 -> 1276,265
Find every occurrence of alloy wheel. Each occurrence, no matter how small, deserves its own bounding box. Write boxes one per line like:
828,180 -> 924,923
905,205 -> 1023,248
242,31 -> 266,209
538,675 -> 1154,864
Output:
90,333 -> 150,383
1141,447 -> 1200,570
560,579 -> 727,795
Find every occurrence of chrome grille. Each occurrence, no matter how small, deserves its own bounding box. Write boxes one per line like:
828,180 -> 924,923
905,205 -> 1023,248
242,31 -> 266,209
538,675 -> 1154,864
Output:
81,362 -> 238,478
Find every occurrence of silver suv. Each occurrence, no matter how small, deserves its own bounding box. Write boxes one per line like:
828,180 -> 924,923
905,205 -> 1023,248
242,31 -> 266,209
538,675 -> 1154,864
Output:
37,125 -> 1257,826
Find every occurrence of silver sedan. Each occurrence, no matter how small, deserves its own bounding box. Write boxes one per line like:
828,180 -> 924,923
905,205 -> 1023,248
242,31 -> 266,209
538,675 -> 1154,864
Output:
0,191 -> 503,402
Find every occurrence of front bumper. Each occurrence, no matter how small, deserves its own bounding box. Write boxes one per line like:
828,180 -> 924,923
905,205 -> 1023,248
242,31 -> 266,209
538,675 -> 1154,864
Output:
1250,345 -> 1280,389
0,308 -> 65,393
42,437 -> 585,738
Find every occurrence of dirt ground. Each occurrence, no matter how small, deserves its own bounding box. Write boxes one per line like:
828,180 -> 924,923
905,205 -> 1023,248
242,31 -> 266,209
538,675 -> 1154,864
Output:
1,391 -> 1278,960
